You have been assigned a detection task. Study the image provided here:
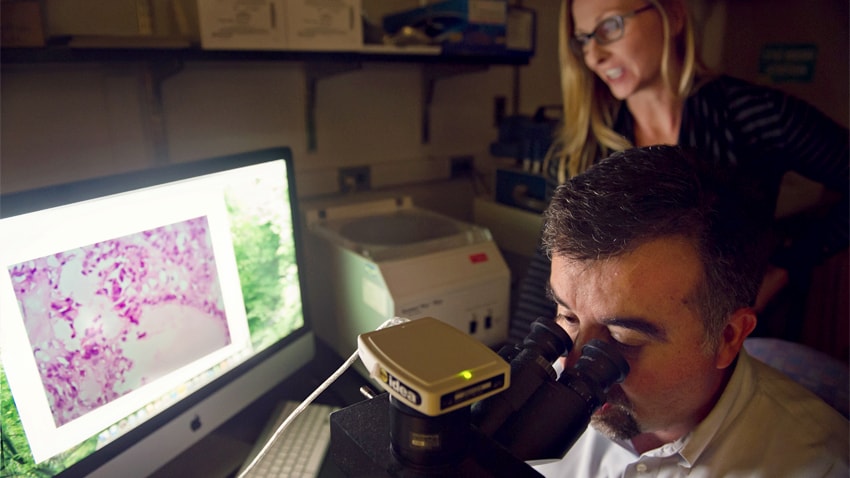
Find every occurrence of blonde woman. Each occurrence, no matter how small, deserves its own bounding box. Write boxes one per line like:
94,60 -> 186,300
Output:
512,0 -> 848,344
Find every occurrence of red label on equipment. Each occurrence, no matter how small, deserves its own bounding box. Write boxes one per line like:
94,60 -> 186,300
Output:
469,253 -> 488,264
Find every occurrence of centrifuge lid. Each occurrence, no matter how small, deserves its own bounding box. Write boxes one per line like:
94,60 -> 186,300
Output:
307,197 -> 494,261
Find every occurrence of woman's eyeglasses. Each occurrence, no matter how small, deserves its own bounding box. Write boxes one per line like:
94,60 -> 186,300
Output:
570,4 -> 655,54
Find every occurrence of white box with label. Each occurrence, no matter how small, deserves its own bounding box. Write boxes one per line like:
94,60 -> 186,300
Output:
284,0 -> 362,51
198,0 -> 287,50
198,0 -> 361,51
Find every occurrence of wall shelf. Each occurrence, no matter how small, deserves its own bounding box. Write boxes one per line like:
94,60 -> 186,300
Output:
0,45 -> 531,67
1,44 -> 530,156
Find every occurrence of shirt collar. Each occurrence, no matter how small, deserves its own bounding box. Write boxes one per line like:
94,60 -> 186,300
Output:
674,349 -> 758,466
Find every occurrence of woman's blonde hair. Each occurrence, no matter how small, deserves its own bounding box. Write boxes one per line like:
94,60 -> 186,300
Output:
550,0 -> 704,183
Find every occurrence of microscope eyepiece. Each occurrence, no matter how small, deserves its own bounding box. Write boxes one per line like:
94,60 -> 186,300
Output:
569,339 -> 629,389
471,318 -> 630,461
470,317 -> 573,436
523,317 -> 572,363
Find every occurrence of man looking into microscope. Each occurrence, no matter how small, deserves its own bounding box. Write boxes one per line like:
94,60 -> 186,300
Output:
533,145 -> 848,477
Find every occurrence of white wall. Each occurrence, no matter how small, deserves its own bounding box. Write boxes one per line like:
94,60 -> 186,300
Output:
0,61 -> 519,198
1,63 -> 155,192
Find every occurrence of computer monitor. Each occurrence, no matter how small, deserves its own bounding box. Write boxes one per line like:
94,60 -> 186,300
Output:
0,147 -> 315,477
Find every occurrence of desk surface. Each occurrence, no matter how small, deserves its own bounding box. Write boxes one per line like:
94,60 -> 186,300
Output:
150,339 -> 371,478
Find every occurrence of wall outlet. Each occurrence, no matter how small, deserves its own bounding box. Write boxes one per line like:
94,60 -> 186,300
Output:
339,166 -> 371,193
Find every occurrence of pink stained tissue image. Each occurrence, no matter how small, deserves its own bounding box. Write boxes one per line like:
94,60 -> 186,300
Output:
8,216 -> 232,427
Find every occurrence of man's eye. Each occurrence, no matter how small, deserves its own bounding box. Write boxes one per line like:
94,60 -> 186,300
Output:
613,339 -> 640,349
555,313 -> 579,327
611,337 -> 643,356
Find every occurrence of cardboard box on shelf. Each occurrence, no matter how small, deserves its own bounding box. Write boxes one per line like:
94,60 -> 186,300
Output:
197,0 -> 362,51
197,0 -> 287,50
41,0 -> 195,48
284,0 -> 361,51
45,0 -> 154,38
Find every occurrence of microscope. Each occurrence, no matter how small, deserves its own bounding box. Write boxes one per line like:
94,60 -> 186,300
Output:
327,316 -> 629,477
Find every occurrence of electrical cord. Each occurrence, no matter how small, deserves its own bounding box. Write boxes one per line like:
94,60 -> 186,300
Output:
237,317 -> 409,477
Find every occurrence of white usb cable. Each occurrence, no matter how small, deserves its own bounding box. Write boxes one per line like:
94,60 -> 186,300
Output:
237,317 -> 409,477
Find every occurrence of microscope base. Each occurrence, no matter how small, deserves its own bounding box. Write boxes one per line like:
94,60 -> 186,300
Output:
329,394 -> 543,477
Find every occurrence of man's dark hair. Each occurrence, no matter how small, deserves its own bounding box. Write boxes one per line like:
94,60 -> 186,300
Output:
541,145 -> 773,348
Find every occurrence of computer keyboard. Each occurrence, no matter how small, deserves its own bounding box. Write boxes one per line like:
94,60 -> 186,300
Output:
238,400 -> 339,478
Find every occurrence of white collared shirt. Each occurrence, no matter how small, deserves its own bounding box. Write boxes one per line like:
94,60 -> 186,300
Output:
531,349 -> 849,477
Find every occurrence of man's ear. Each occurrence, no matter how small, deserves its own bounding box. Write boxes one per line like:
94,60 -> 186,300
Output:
716,308 -> 757,369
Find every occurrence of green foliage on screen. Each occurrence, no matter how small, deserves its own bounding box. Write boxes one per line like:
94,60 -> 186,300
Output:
1,367 -> 62,477
224,173 -> 303,351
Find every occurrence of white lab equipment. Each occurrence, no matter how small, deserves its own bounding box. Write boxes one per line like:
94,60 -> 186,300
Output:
305,197 -> 510,362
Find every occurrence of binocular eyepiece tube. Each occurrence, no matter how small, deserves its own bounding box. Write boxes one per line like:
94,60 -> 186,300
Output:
471,317 -> 630,461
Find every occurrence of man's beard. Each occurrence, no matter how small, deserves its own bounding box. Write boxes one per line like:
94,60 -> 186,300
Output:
590,385 -> 641,441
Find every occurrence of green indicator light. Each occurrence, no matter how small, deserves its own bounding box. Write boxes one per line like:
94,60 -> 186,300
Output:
460,370 -> 473,380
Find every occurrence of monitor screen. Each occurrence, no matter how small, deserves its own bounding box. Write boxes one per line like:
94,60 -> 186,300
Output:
0,147 -> 315,477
